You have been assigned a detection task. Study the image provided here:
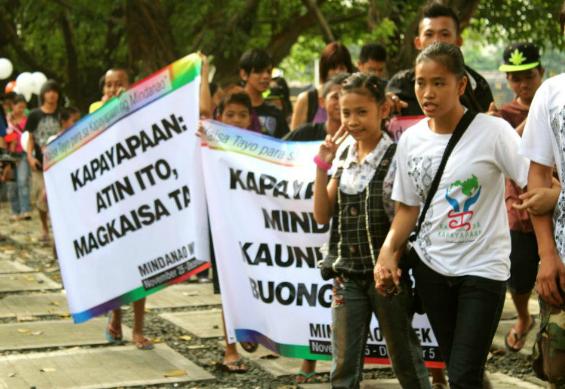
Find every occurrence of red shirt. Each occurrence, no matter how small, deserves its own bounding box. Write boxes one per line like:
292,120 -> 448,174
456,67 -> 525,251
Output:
500,100 -> 531,232
5,116 -> 27,153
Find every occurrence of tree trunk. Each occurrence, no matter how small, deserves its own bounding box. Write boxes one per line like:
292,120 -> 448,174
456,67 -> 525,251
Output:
125,0 -> 177,76
302,0 -> 335,43
205,0 -> 262,86
212,1 -> 330,86
59,11 -> 84,109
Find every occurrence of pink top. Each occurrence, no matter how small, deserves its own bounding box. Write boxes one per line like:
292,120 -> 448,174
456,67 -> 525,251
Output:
5,117 -> 27,153
312,106 -> 327,124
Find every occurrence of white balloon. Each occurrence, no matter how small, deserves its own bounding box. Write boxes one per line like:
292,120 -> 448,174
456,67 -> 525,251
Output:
16,72 -> 34,95
31,72 -> 47,94
0,58 -> 13,80
20,132 -> 29,153
22,91 -> 32,102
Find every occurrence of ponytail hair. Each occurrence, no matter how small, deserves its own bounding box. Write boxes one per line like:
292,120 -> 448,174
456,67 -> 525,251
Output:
340,72 -> 386,104
415,42 -> 466,79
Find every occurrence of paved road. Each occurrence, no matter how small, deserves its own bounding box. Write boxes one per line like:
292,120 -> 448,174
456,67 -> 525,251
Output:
0,204 -> 549,388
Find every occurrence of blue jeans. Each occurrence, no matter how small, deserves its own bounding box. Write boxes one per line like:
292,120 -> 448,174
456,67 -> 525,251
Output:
6,180 -> 18,214
7,155 -> 31,215
331,276 -> 431,389
413,257 -> 506,389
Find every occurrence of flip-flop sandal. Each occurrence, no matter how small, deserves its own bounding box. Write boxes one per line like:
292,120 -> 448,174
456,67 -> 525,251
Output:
217,359 -> 249,373
104,316 -> 123,344
239,341 -> 258,353
134,336 -> 154,350
295,370 -> 319,384
504,315 -> 536,352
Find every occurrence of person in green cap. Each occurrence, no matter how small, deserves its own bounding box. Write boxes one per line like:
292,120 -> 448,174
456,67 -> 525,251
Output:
490,42 -> 545,135
492,42 -> 550,353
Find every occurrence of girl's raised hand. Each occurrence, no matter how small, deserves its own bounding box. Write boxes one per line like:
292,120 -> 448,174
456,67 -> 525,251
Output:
318,125 -> 349,164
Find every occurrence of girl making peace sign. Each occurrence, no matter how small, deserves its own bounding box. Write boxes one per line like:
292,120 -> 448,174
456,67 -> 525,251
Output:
314,73 -> 430,389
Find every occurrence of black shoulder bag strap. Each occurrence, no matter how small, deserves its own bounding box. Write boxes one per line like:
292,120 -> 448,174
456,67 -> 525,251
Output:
409,110 -> 477,242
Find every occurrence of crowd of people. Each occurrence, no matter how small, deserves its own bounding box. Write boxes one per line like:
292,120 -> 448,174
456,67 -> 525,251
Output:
0,2 -> 564,388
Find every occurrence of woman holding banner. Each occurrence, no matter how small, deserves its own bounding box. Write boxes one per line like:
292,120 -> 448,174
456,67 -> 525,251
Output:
103,53 -> 214,351
96,67 -> 155,350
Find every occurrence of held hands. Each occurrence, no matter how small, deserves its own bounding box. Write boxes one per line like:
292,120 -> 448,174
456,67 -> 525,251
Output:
317,125 -> 349,166
374,248 -> 402,297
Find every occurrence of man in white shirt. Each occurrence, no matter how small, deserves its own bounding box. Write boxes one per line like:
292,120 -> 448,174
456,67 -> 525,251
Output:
521,73 -> 565,307
519,3 -> 565,383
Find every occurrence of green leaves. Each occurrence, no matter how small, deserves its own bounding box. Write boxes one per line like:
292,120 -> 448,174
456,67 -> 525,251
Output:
470,0 -> 564,50
1,0 -> 562,112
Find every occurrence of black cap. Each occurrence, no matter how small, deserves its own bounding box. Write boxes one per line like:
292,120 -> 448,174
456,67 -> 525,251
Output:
499,43 -> 541,72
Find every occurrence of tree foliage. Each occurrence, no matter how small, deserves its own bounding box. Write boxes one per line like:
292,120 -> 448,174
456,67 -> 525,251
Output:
471,0 -> 563,48
0,0 -> 562,112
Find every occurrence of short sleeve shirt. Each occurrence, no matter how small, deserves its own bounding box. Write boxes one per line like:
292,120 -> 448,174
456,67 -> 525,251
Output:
521,73 -> 565,263
252,103 -> 289,139
393,113 -> 529,280
24,108 -> 60,162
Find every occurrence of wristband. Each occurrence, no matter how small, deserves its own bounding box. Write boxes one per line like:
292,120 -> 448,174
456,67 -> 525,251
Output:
314,155 -> 332,171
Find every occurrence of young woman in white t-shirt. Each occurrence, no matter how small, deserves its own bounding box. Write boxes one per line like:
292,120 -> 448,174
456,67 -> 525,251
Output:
375,42 -> 529,389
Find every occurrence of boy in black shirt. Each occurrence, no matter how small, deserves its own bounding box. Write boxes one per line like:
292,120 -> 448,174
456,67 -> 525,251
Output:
25,80 -> 61,243
239,49 -> 289,138
387,3 -> 493,116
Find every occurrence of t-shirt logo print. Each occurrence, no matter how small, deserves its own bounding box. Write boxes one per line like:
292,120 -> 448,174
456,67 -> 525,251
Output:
259,116 -> 277,136
445,175 -> 481,231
